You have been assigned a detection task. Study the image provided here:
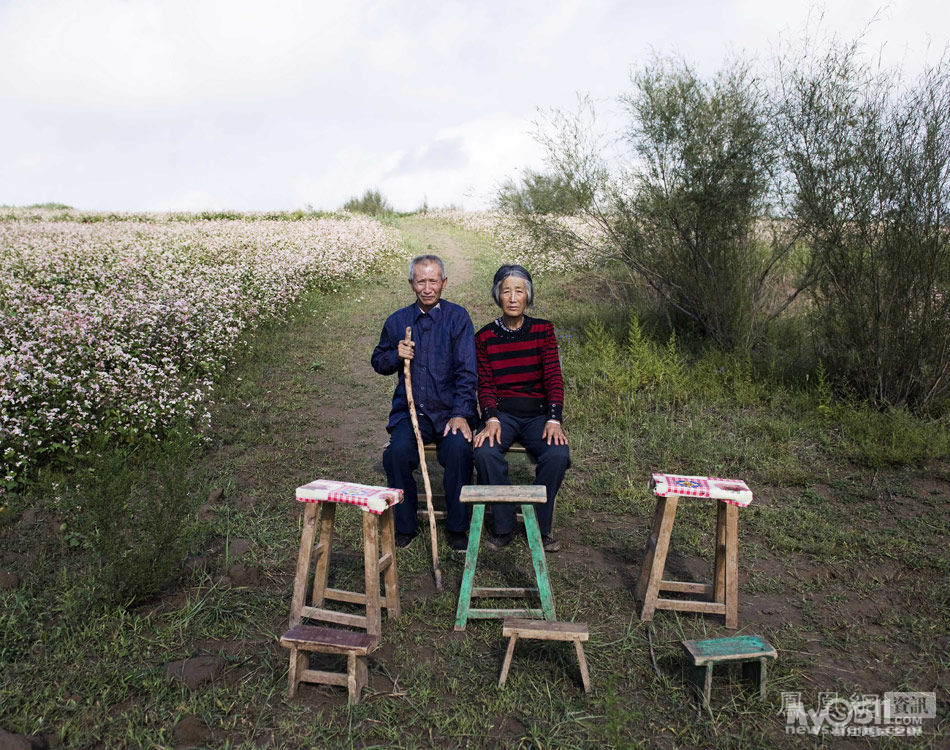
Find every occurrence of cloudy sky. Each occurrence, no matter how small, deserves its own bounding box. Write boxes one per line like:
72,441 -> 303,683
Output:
0,0 -> 947,212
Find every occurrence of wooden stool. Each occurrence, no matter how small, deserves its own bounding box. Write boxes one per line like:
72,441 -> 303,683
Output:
635,473 -> 753,629
288,480 -> 402,637
281,624 -> 377,703
455,485 -> 556,630
499,618 -> 591,693
280,480 -> 402,701
681,635 -> 777,708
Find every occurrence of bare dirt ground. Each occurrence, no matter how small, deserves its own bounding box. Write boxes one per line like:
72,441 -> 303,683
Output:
2,216 -> 946,747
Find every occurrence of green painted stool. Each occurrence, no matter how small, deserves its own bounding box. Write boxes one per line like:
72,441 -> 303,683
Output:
681,635 -> 777,709
454,485 -> 556,630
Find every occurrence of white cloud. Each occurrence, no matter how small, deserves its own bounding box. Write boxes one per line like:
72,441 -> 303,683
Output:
0,0 -> 947,210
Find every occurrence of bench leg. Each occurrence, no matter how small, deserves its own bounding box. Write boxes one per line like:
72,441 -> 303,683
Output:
455,504 -> 485,631
702,664 -> 713,709
498,635 -> 518,687
574,640 -> 591,694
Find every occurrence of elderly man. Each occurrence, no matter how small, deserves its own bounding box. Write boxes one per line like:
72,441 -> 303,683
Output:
371,254 -> 477,551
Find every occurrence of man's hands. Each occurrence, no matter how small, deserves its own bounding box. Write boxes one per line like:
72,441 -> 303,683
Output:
473,419 -> 501,448
542,420 -> 568,446
443,416 -> 472,441
401,326 -> 471,442
398,336 -> 415,361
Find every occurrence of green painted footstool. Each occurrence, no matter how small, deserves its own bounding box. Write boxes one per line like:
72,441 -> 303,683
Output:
681,635 -> 777,708
454,485 -> 556,630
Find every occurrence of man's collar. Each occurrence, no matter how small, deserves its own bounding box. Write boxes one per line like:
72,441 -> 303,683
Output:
415,301 -> 442,318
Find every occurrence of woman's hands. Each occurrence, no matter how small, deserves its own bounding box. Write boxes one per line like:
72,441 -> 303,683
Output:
473,419 -> 501,448
542,420 -> 568,445
474,418 -> 568,447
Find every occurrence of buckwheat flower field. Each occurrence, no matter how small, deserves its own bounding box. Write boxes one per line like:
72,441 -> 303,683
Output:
0,213 -> 400,491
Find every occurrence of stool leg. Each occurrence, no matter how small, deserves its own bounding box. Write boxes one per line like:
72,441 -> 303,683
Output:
522,504 -> 556,620
724,503 -> 738,629
574,640 -> 591,694
358,654 -> 369,695
347,652 -> 360,704
290,504 -> 319,628
310,503 -> 336,609
714,500 -> 726,605
363,511 -> 382,637
287,648 -> 306,699
638,496 -> 678,622
635,497 -> 666,602
379,506 -> 401,619
498,635 -> 518,686
703,664 -> 713,709
455,504 -> 485,631
759,657 -> 767,700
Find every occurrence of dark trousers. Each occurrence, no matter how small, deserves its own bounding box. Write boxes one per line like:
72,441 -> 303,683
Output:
472,412 -> 571,537
383,415 -> 473,535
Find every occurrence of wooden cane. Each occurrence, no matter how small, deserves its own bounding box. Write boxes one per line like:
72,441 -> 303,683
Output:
402,326 -> 443,591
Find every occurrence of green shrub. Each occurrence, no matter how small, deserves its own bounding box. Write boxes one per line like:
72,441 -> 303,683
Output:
343,189 -> 393,216
496,169 -> 592,215
58,432 -> 201,606
836,404 -> 950,467
512,60 -> 812,351
779,42 -> 950,412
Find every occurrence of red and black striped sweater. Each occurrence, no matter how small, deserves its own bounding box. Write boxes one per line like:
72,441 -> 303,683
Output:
474,315 -> 564,423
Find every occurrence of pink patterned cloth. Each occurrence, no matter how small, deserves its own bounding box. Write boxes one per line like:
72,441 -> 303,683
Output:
650,473 -> 753,507
296,479 -> 403,515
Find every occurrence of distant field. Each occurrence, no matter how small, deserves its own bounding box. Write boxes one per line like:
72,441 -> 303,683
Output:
0,211 -> 399,491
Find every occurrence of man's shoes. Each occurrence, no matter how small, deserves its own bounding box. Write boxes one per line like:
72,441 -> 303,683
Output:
447,531 -> 468,552
395,531 -> 418,548
542,535 -> 561,552
486,532 -> 514,551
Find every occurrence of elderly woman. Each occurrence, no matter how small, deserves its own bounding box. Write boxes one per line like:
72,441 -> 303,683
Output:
473,264 -> 570,552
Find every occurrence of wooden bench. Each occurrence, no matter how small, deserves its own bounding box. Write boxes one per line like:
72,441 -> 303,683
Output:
454,485 -> 556,630
406,441 -> 534,521
280,624 -> 378,703
681,635 -> 776,709
499,618 -> 591,693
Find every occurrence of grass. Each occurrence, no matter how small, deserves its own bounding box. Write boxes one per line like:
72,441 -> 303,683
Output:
1,215 -> 948,747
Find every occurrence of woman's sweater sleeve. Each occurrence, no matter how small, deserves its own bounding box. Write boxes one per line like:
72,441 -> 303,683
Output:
475,329 -> 500,420
541,323 -> 564,422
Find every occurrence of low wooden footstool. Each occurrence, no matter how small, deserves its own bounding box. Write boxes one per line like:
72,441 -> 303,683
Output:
281,624 -> 378,703
499,618 -> 591,693
681,635 -> 777,708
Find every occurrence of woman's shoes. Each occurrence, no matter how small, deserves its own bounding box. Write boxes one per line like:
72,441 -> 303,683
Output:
486,532 -> 514,550
486,531 -> 560,552
542,535 -> 561,552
